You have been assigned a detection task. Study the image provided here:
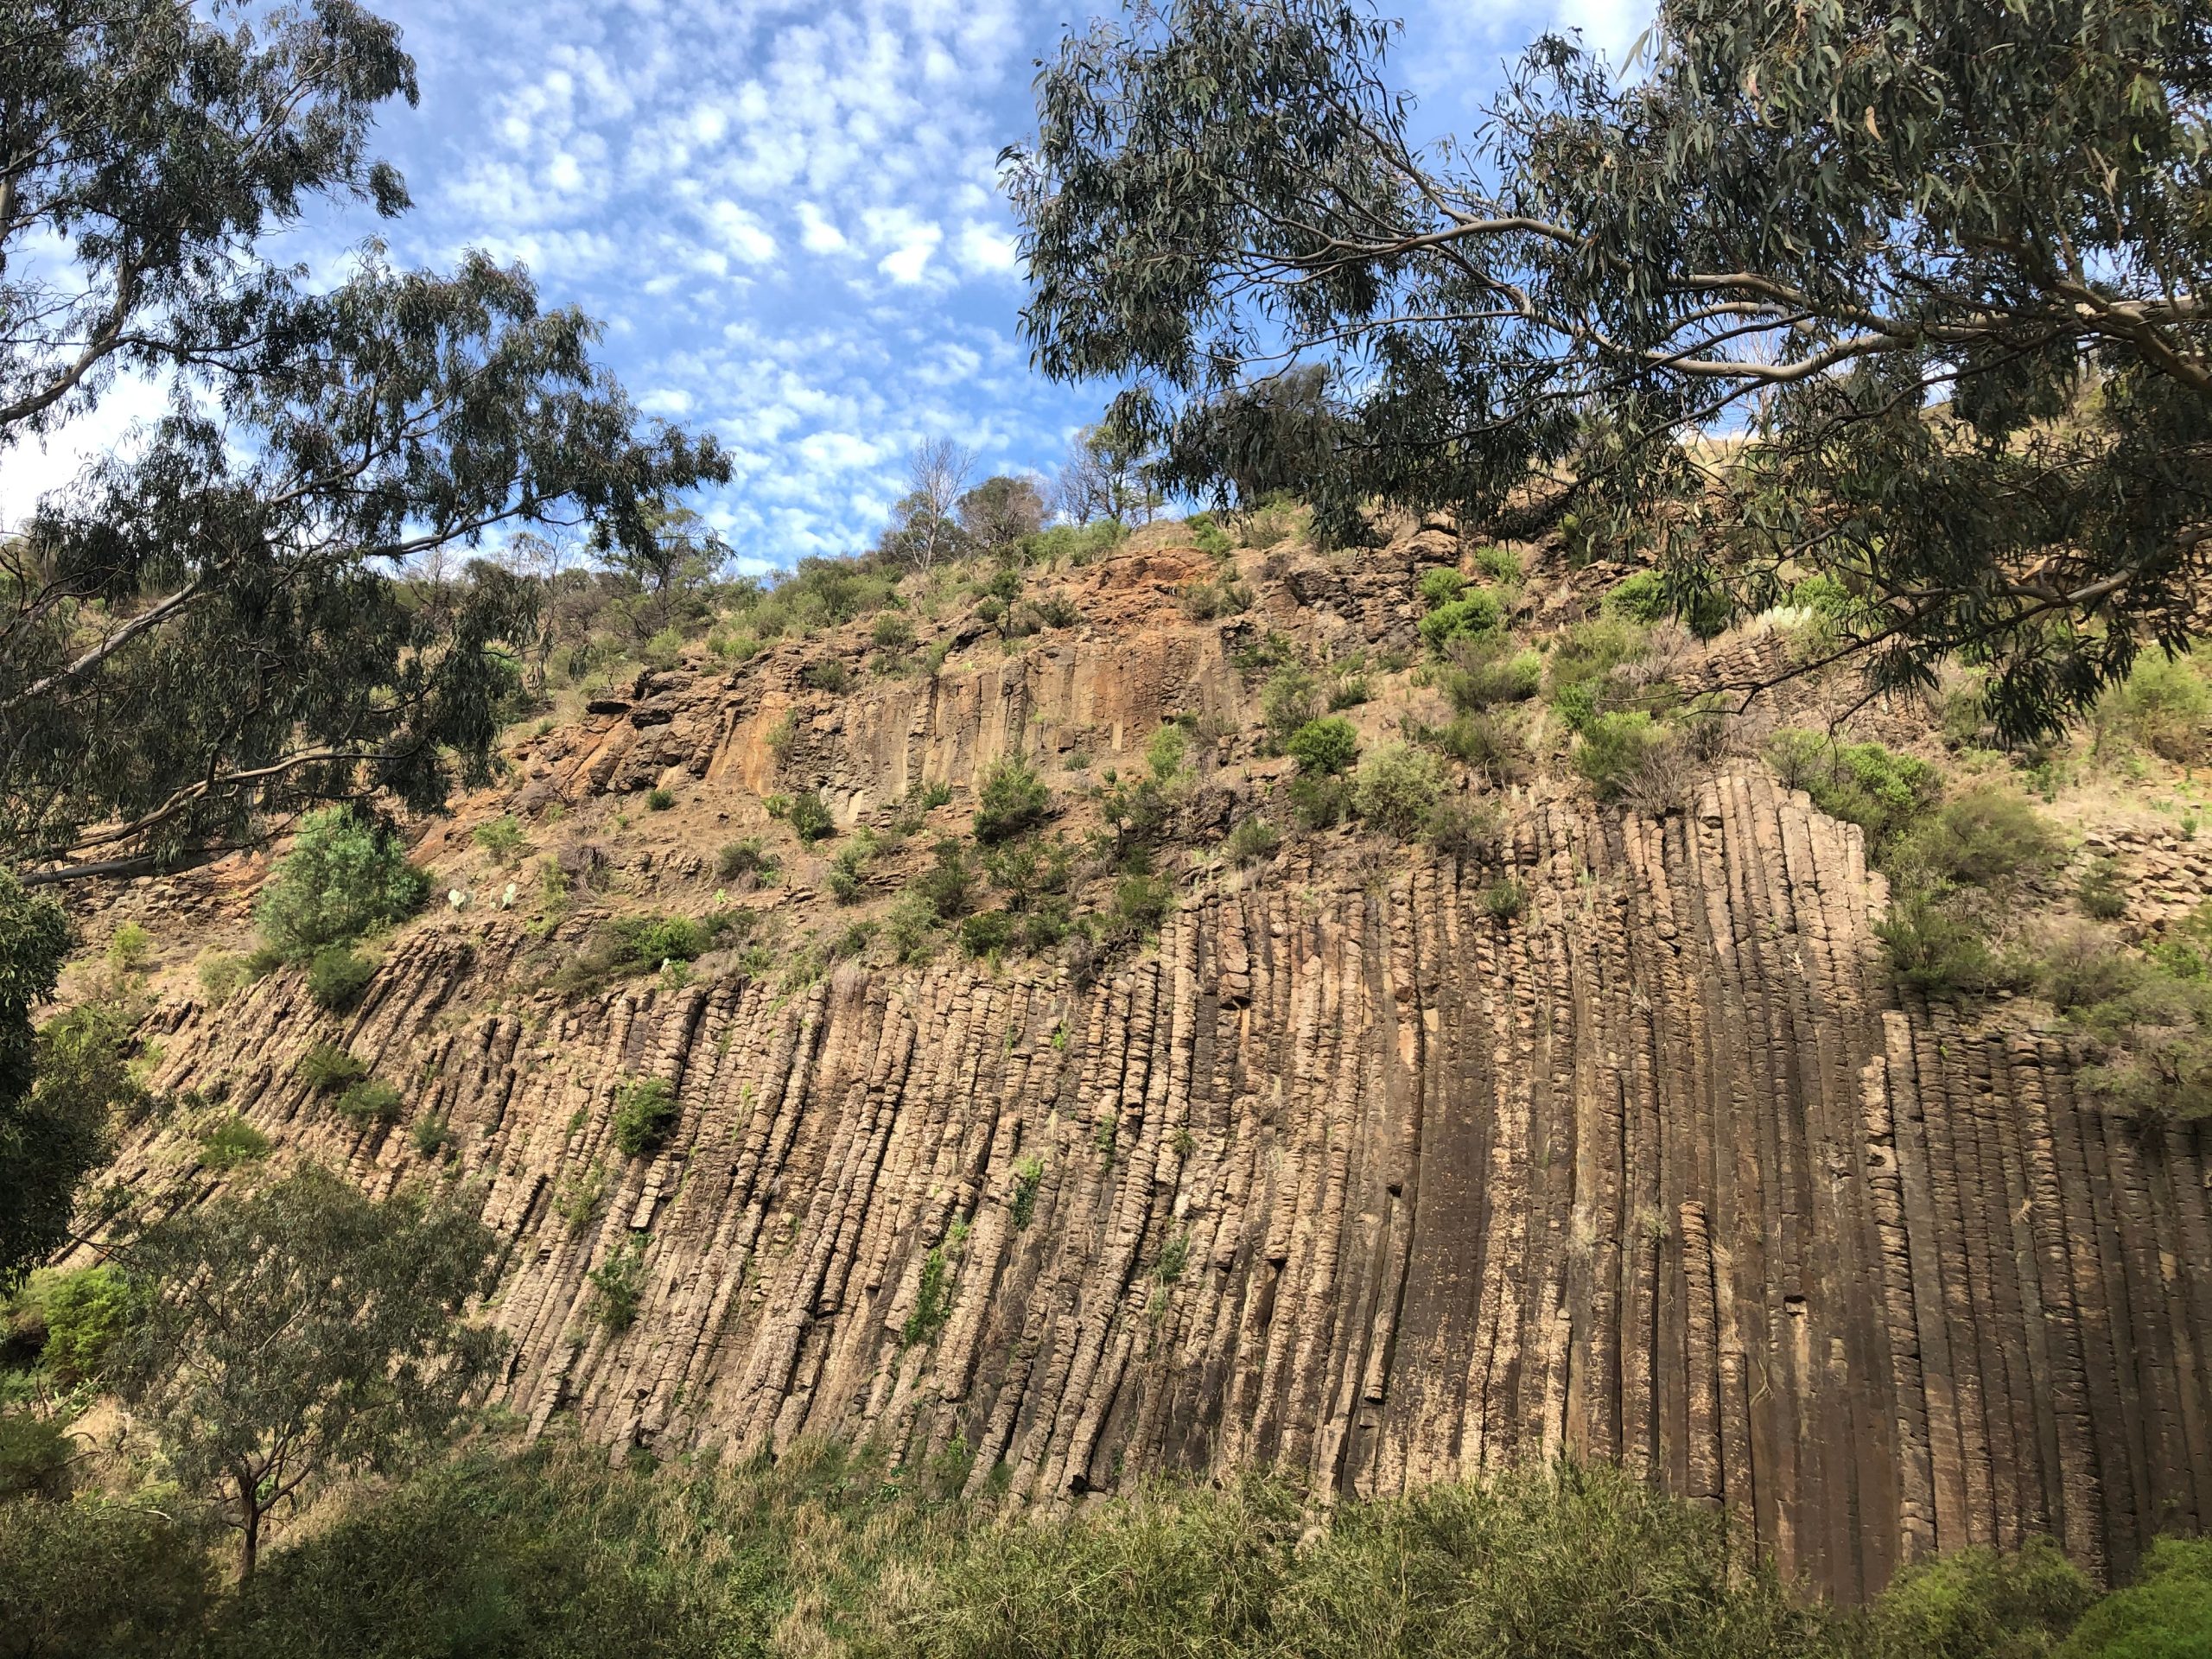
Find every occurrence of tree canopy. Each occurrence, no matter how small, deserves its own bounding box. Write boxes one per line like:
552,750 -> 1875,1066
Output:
0,0 -> 728,884
1010,0 -> 2212,740
106,1166 -> 505,1579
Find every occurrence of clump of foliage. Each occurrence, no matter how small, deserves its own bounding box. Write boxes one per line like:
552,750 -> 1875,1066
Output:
783,790 -> 836,843
306,945 -> 378,1012
196,1116 -> 271,1171
1010,1154 -> 1046,1230
1352,744 -> 1445,839
1484,878 -> 1529,921
1768,732 -> 1944,857
2094,650 -> 2212,765
1573,713 -> 1669,802
1544,619 -> 1649,731
914,838 -> 980,923
1878,895 -> 2012,1000
256,810 -> 429,963
958,911 -> 1017,958
2060,1535 -> 2212,1656
645,786 -> 676,812
2037,917 -> 2212,1122
975,760 -> 1052,844
6,1263 -> 135,1388
800,658 -> 850,694
1864,1536 -> 2096,1659
715,839 -> 779,886
334,1078 -> 404,1127
106,1167 -> 504,1580
1605,570 -> 1730,639
297,1044 -> 370,1095
1418,588 -> 1505,655
611,1077 -> 679,1158
588,1237 -> 651,1333
1223,816 -> 1282,867
1287,716 -> 1359,776
472,817 -> 531,866
1441,633 -> 1543,712
1258,662 -> 1322,752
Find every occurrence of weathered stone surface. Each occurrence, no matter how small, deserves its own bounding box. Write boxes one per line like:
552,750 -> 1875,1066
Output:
105,767 -> 2212,1602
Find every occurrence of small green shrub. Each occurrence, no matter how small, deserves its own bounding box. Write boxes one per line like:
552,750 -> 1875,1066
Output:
1035,594 -> 1084,628
1010,1154 -> 1045,1230
297,1042 -> 369,1094
1427,798 -> 1504,862
1418,590 -> 1506,653
1573,713 -> 1667,800
872,612 -> 915,650
785,790 -> 835,843
105,921 -> 151,974
588,1238 -> 650,1333
1352,743 -> 1446,838
1223,816 -> 1282,866
1605,569 -> 1731,639
1287,772 -> 1351,830
473,816 -> 531,864
826,841 -> 870,904
256,806 -> 429,962
335,1078 -> 404,1125
975,760 -> 1051,843
1442,636 -> 1544,711
2097,649 -> 2212,764
1145,724 -> 1189,785
915,839 -> 978,921
25,1264 -> 134,1386
608,912 -> 709,968
799,658 -> 849,694
410,1113 -> 453,1158
1259,663 -> 1321,749
1472,543 -> 1522,582
1894,787 -> 2064,892
1878,895 -> 2007,998
1484,877 -> 1529,920
716,839 -> 779,885
958,910 -> 1015,958
1430,710 -> 1527,782
645,787 -> 676,812
197,1116 -> 270,1170
306,944 -> 377,1011
901,1242 -> 956,1348
1767,730 -> 1944,855
196,952 -> 251,1004
1287,716 -> 1360,776
1417,566 -> 1467,607
611,1077 -> 678,1158
2079,858 -> 2128,920
1545,617 -> 1646,707
1104,874 -> 1173,941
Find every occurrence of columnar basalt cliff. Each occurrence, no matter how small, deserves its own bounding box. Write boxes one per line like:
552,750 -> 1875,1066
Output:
85,531 -> 2212,1605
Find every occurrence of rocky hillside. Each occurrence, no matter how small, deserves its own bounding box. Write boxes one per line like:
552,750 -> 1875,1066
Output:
66,520 -> 2212,1604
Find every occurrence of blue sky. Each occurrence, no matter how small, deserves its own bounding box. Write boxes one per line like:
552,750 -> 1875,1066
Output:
1,0 -> 1648,573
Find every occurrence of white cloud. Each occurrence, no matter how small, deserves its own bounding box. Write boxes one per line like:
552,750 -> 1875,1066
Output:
706,200 -> 778,264
878,228 -> 941,284
956,223 -> 1019,275
796,201 -> 849,254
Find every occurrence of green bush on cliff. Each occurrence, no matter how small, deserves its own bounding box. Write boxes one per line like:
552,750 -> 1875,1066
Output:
256,809 -> 429,963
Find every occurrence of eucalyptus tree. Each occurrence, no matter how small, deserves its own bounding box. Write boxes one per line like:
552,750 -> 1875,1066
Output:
107,1166 -> 505,1579
0,0 -> 728,886
1010,0 -> 2212,740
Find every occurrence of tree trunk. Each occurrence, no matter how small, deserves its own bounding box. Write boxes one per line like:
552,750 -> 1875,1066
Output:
237,1475 -> 261,1580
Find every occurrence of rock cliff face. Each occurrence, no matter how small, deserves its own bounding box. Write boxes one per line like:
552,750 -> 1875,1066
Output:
93,533 -> 2212,1605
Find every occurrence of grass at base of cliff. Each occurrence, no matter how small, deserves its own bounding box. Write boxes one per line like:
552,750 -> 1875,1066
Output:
11,1437 -> 2195,1658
